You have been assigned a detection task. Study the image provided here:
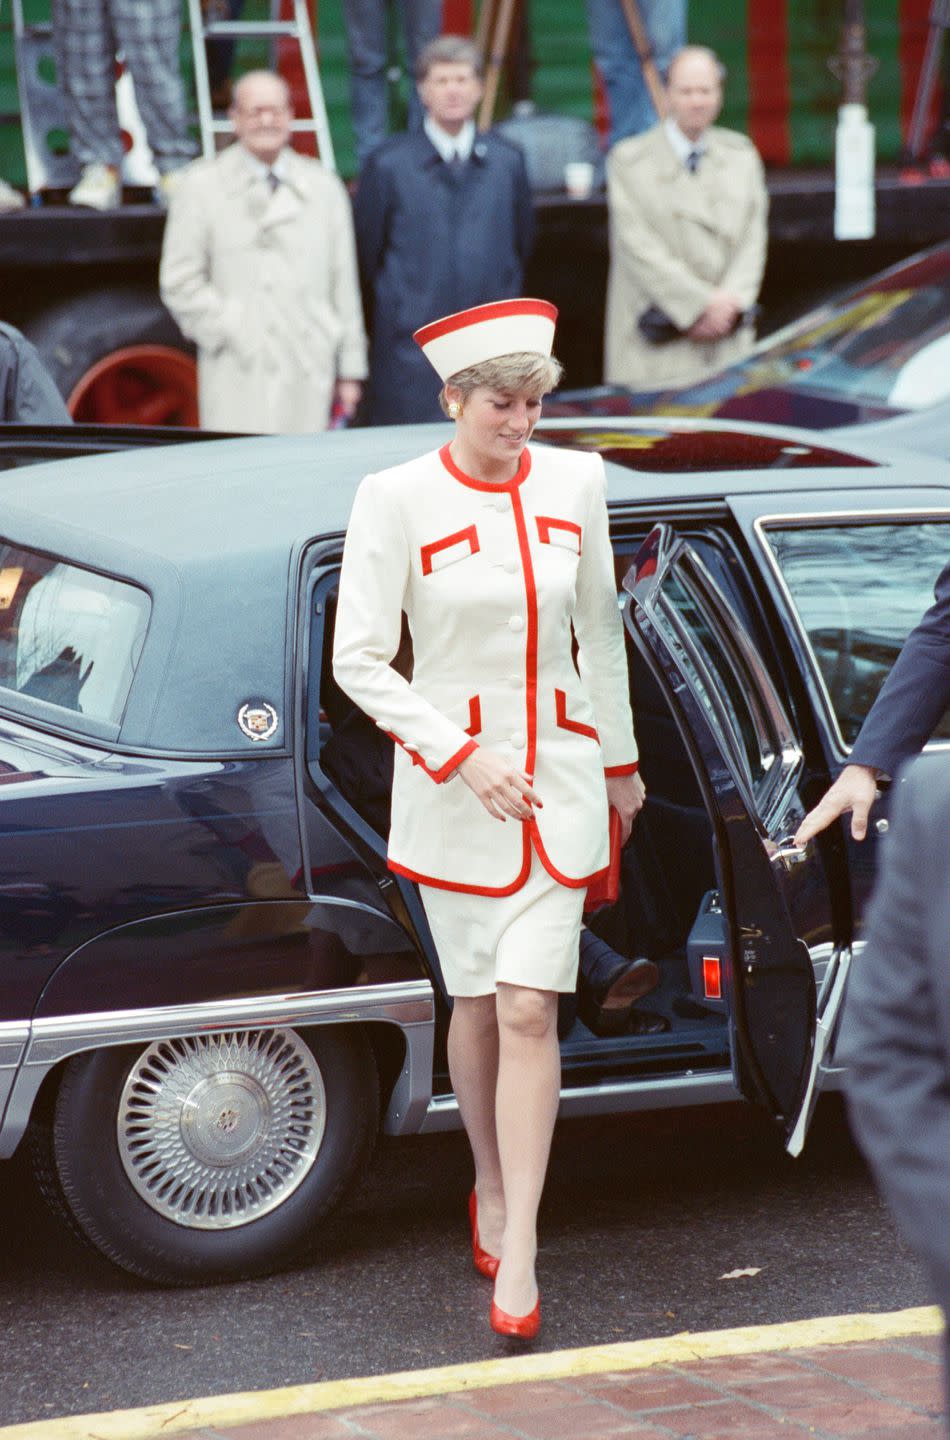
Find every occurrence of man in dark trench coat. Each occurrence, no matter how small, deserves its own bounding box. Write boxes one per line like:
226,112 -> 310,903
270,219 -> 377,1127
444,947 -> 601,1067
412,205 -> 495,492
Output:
353,34 -> 534,425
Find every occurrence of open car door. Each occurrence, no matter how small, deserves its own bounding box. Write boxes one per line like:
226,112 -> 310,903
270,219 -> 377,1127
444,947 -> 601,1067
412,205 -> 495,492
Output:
623,525 -> 851,1155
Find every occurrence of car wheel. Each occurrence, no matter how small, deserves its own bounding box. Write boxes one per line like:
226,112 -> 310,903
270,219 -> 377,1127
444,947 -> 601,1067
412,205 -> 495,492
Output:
33,1026 -> 378,1284
25,287 -> 199,427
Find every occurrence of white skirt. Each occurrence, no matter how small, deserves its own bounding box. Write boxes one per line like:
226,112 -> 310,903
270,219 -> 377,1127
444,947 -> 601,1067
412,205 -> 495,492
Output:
419,854 -> 586,998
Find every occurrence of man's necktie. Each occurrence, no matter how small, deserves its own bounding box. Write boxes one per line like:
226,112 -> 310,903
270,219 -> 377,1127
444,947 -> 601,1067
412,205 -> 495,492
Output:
266,169 -> 280,192
686,150 -> 701,175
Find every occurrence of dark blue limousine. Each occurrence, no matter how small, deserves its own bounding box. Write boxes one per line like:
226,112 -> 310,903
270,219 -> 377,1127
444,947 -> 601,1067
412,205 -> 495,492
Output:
0,416 -> 946,1283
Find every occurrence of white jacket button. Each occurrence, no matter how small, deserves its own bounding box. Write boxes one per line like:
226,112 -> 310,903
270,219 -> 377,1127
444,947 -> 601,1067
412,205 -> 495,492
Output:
508,615 -> 525,632
503,558 -> 519,573
510,733 -> 526,749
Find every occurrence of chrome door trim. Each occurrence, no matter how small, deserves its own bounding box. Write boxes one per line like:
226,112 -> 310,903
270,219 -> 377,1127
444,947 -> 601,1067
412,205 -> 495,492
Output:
0,1020 -> 29,1070
0,1021 -> 30,1143
786,945 -> 853,1157
0,980 -> 435,1158
750,507 -> 950,759
420,1068 -> 740,1133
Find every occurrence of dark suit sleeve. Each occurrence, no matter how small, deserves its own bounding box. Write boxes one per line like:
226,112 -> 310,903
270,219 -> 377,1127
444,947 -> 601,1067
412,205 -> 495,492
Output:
352,153 -> 390,317
849,558 -> 950,775
11,333 -> 71,424
511,146 -> 534,269
838,758 -> 950,1295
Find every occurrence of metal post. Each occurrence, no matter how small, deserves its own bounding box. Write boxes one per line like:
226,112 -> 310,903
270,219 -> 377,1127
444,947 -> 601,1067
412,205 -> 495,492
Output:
828,0 -> 878,239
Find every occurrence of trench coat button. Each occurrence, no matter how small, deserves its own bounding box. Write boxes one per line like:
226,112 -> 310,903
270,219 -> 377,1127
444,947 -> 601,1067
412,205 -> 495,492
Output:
508,615 -> 525,632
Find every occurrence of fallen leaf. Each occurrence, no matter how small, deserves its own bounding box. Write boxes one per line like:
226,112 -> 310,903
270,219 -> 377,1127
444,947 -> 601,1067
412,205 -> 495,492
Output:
172,1343 -> 193,1350
718,1267 -> 762,1280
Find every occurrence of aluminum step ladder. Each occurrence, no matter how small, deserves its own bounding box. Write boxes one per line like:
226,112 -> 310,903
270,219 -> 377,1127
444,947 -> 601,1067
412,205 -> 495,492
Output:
185,0 -> 336,171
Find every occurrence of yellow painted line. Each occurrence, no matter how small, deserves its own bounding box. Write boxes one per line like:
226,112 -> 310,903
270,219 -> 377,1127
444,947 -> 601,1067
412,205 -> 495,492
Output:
1,1305 -> 941,1440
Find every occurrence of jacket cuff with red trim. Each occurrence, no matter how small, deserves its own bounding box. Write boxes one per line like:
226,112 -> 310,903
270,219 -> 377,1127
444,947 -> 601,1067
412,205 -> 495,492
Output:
428,738 -> 478,783
604,761 -> 639,777
388,732 -> 478,784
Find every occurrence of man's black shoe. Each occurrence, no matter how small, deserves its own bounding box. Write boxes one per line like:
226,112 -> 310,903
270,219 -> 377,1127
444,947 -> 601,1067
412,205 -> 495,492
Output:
578,931 -> 661,1035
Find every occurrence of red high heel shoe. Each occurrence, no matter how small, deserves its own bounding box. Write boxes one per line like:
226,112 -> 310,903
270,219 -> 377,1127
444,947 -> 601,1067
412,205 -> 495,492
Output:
489,1294 -> 541,1340
468,1189 -> 499,1280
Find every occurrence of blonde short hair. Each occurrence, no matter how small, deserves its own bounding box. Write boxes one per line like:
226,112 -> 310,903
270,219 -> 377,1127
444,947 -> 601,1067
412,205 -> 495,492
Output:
440,351 -> 563,416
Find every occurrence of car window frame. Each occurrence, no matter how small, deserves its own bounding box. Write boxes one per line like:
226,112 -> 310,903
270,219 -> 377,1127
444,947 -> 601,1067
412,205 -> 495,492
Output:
640,544 -> 801,833
0,541 -> 155,744
750,507 -> 950,761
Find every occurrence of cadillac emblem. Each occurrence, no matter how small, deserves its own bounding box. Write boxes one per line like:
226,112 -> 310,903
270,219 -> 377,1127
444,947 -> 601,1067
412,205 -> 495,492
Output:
237,701 -> 279,742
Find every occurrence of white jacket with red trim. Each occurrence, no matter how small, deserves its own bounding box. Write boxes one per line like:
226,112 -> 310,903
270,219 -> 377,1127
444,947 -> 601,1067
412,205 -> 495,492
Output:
332,441 -> 638,896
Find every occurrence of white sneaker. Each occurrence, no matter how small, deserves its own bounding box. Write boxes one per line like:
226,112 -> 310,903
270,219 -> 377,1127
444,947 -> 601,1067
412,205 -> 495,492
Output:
0,177 -> 24,211
154,168 -> 185,208
68,163 -> 121,210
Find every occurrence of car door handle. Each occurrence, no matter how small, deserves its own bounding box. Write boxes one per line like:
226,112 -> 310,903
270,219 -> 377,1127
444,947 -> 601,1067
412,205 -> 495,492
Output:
771,836 -> 808,868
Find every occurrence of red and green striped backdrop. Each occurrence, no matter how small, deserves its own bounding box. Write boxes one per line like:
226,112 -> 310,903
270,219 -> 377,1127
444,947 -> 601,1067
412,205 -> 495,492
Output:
0,1 -> 940,184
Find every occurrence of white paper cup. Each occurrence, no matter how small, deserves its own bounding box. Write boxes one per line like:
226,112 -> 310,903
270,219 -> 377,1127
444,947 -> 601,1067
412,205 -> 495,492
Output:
564,160 -> 595,198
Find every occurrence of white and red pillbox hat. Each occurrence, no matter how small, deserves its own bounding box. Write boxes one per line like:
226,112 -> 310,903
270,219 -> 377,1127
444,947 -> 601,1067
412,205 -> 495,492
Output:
413,298 -> 558,381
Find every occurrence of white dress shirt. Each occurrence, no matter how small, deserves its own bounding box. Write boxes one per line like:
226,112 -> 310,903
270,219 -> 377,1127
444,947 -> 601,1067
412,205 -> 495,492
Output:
423,116 -> 476,164
663,117 -> 707,169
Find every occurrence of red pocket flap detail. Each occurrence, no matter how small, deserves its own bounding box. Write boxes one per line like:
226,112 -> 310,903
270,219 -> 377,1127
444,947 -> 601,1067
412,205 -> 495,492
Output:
536,516 -> 582,552
465,695 -> 482,736
420,525 -> 480,575
554,687 -> 599,741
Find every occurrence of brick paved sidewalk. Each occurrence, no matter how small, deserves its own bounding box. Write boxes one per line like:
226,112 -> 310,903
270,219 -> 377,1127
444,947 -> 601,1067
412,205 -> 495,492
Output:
183,1333 -> 946,1440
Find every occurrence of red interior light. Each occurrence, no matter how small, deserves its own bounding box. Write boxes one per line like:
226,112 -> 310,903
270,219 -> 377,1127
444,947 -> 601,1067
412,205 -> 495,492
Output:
703,955 -> 722,1000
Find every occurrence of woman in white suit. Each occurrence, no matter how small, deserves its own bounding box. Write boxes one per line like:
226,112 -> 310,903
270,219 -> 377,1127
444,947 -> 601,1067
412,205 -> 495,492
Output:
333,299 -> 643,1336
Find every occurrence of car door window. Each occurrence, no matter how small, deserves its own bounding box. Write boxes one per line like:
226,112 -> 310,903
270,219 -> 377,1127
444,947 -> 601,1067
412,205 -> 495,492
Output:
761,520 -> 950,748
648,550 -> 796,824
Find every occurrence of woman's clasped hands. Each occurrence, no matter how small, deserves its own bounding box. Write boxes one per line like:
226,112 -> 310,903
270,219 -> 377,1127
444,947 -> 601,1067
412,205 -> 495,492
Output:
459,748 -> 542,822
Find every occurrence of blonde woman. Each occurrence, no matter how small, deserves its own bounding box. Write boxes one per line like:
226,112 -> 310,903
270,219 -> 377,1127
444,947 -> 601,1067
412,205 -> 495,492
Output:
333,299 -> 643,1337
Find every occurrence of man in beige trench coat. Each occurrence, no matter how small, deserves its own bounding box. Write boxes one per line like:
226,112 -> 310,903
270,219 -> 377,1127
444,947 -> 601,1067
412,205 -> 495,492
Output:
160,71 -> 367,433
604,46 -> 768,392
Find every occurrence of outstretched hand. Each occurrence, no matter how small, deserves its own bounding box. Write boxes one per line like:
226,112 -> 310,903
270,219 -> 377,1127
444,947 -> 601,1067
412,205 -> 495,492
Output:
458,748 -> 542,822
793,763 -> 880,845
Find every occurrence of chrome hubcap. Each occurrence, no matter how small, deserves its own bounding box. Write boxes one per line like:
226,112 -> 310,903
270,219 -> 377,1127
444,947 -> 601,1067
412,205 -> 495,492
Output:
117,1030 -> 326,1229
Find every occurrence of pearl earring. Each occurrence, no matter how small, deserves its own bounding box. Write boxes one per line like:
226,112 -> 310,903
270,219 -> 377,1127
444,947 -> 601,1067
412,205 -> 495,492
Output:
448,401 -> 461,419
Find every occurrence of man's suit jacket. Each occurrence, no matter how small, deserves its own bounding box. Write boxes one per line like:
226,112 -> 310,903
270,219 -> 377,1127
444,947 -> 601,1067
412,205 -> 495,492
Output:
850,558 -> 950,776
332,443 -> 638,893
353,130 -> 533,425
838,752 -> 950,1307
604,124 -> 768,390
0,323 -> 71,424
160,144 -> 367,433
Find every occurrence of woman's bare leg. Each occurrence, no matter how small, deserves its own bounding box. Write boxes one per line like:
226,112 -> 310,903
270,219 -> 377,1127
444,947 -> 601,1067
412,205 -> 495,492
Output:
492,981 -> 560,1315
448,994 -> 505,1256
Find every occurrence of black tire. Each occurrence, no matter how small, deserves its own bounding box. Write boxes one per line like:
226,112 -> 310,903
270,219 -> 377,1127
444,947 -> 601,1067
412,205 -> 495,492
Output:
24,286 -> 193,404
32,1026 -> 378,1285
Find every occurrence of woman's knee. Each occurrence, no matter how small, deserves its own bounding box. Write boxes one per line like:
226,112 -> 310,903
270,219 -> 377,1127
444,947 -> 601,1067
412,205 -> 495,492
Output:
496,983 -> 557,1039
451,993 -> 498,1041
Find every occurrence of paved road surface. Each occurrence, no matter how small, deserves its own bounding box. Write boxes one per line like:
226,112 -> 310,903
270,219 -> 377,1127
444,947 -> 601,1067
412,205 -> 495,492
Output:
0,1095 -> 932,1427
